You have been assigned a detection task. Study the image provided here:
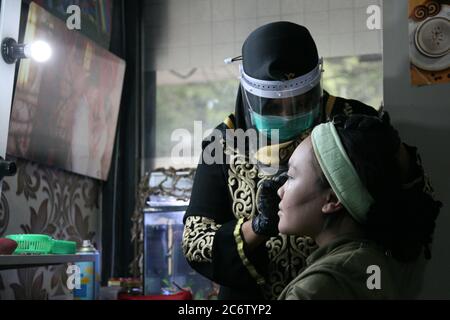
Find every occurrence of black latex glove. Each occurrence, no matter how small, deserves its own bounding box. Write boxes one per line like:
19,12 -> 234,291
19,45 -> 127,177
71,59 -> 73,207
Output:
252,172 -> 288,237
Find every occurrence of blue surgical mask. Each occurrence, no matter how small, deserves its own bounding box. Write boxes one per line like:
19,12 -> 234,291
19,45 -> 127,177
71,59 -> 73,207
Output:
250,107 -> 320,142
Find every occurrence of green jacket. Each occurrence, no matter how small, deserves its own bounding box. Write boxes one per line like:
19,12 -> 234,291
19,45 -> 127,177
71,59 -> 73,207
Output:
278,235 -> 426,300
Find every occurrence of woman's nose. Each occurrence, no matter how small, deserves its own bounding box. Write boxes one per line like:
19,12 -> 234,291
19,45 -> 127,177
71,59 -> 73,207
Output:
278,184 -> 285,199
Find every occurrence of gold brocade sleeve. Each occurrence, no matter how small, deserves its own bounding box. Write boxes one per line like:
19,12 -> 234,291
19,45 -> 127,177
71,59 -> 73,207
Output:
182,216 -> 221,263
233,217 -> 266,286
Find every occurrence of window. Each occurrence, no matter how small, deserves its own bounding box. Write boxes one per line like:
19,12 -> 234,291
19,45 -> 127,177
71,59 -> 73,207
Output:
323,54 -> 383,109
154,55 -> 383,169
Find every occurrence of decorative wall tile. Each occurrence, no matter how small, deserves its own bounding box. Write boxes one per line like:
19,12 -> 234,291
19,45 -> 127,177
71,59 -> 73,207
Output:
234,0 -> 257,19
330,33 -> 355,57
212,0 -> 234,21
315,34 -> 331,57
190,45 -> 213,68
330,0 -> 354,10
304,0 -> 329,12
257,0 -> 281,17
305,11 -> 330,35
280,13 -> 304,26
257,15 -> 282,28
169,25 -> 190,48
213,20 -> 235,44
234,18 -> 258,42
354,7 -> 371,32
168,47 -> 191,70
353,0 -> 381,8
329,9 -> 354,34
354,31 -> 381,55
281,0 -> 304,15
145,0 -> 382,70
189,23 -> 212,46
169,0 -> 190,25
190,0 -> 212,23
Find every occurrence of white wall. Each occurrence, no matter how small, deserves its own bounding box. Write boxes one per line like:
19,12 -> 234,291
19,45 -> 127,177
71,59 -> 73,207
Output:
144,0 -> 383,71
383,0 -> 450,299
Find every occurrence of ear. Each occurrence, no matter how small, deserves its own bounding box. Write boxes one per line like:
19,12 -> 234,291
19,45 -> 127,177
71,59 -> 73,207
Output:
321,190 -> 343,214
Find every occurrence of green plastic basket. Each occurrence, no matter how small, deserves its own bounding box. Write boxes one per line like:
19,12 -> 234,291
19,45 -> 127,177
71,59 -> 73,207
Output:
6,234 -> 53,254
51,240 -> 76,254
5,234 -> 77,255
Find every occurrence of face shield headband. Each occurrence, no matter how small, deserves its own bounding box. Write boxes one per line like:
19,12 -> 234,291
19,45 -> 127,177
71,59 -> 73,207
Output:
239,58 -> 323,99
239,59 -> 324,142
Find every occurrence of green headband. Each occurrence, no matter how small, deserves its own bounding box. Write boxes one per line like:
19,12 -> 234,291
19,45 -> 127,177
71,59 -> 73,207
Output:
311,122 -> 374,224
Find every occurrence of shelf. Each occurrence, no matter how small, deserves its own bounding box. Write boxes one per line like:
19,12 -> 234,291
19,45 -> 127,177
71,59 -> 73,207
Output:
0,254 -> 97,270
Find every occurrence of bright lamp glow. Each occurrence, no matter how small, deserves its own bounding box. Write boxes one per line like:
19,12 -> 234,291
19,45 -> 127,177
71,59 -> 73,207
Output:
25,40 -> 52,63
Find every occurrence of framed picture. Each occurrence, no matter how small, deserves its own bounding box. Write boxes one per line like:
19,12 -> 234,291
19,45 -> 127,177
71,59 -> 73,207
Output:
7,2 -> 125,180
409,0 -> 450,86
31,0 -> 113,49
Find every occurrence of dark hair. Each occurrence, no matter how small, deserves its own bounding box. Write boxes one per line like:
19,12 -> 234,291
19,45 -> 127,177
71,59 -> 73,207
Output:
331,114 -> 442,262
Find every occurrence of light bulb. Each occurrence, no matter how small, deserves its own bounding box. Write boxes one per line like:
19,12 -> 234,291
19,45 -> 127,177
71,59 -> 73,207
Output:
24,40 -> 52,63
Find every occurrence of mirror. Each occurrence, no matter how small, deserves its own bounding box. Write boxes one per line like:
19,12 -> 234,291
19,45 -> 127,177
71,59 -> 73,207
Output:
130,169 -> 193,284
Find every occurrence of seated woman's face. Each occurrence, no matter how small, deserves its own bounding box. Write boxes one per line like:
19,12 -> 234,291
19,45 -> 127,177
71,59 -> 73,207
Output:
277,137 -> 328,237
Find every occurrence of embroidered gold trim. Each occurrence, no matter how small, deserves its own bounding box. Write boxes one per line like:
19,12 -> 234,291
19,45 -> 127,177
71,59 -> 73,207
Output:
325,95 -> 337,120
225,147 -> 258,220
223,115 -> 235,130
262,235 -> 317,299
233,217 -> 266,285
183,216 -> 221,263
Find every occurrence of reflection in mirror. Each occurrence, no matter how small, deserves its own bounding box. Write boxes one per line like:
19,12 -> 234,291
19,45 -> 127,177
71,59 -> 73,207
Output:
131,168 -> 218,299
130,168 -> 219,299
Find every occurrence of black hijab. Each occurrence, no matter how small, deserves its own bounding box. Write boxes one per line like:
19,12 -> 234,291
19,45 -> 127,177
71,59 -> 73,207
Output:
234,22 -> 320,130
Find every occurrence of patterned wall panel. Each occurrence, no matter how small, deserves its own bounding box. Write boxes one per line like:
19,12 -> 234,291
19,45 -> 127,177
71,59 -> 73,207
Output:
0,158 -> 101,300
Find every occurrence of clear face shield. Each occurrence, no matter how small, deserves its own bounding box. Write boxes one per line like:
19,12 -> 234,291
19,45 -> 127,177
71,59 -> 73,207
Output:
240,59 -> 324,143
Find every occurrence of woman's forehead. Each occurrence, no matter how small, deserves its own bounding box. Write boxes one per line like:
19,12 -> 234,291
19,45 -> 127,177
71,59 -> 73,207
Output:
289,137 -> 313,169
